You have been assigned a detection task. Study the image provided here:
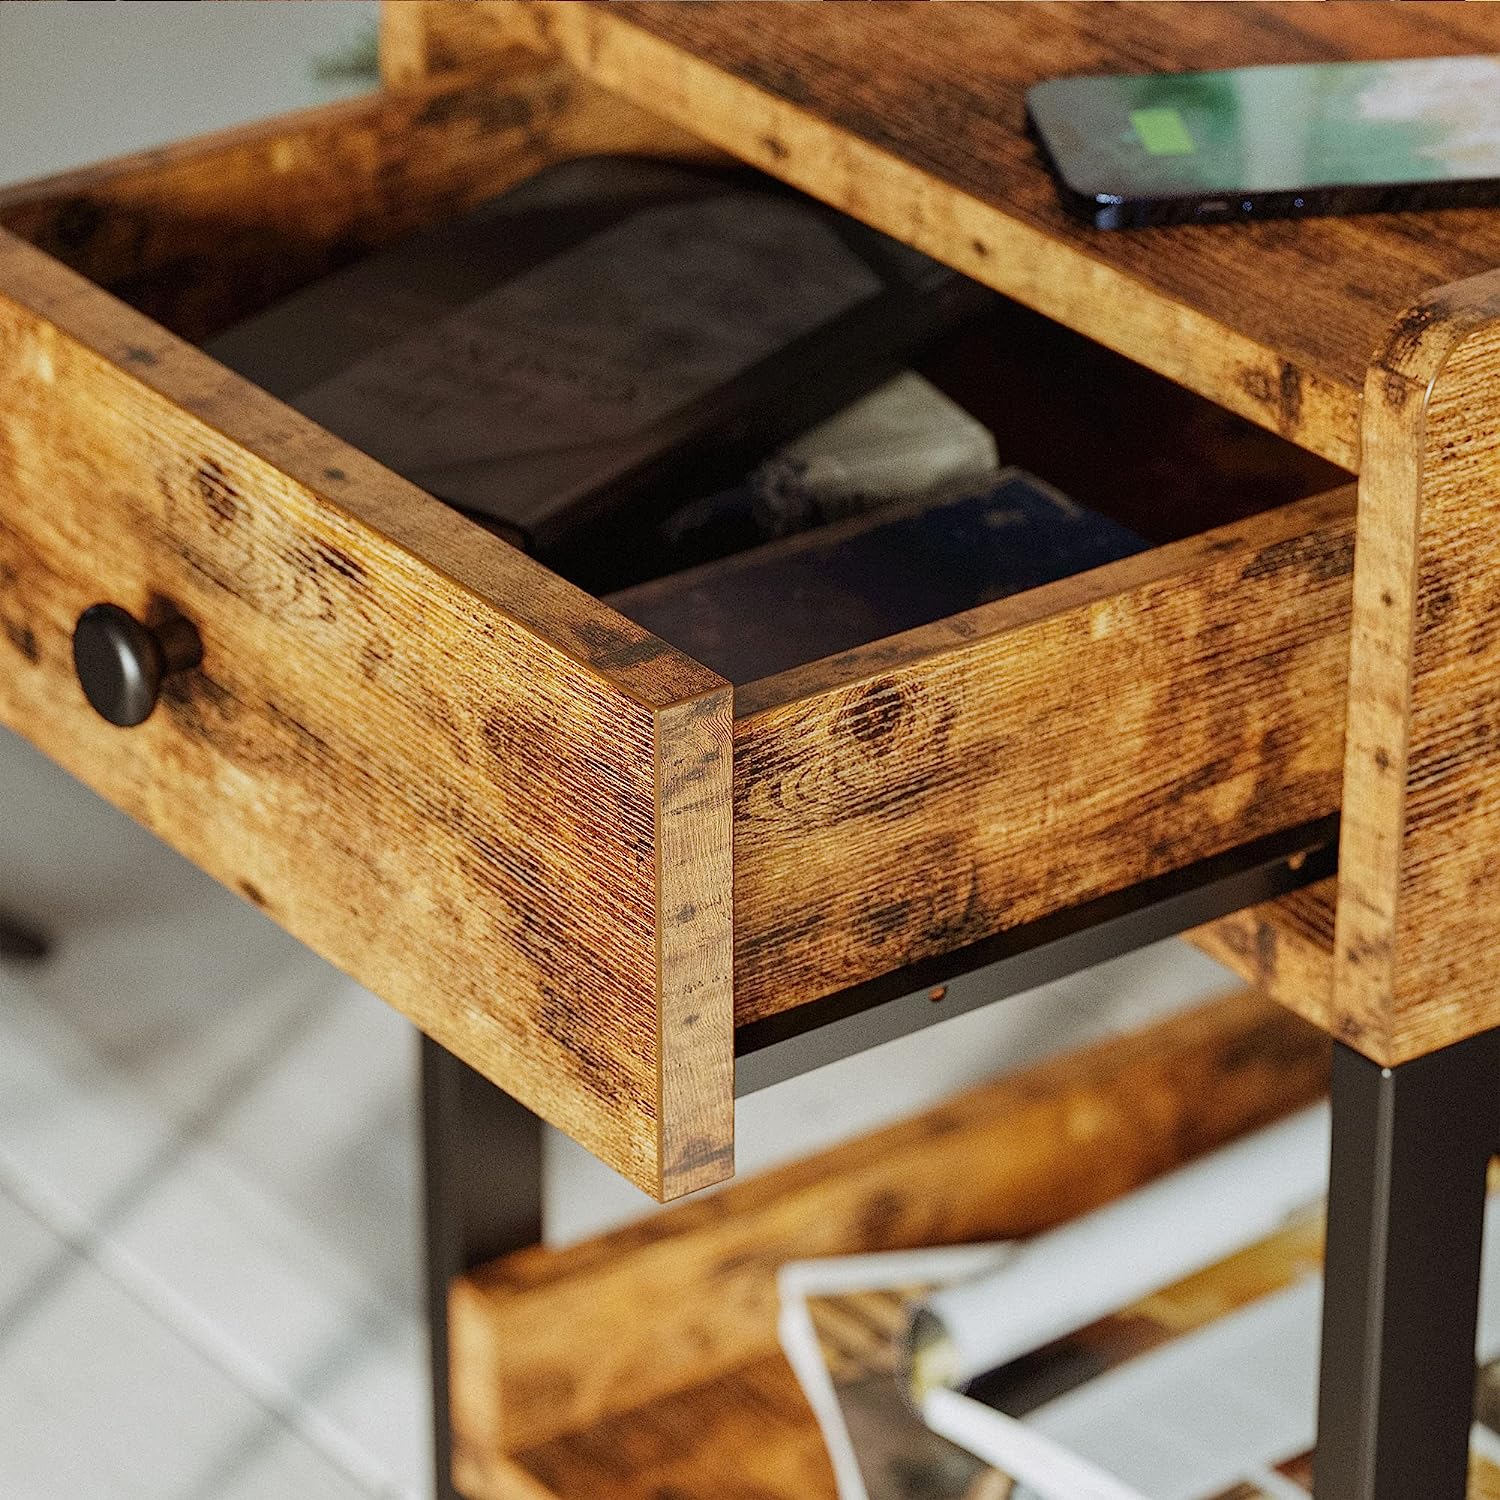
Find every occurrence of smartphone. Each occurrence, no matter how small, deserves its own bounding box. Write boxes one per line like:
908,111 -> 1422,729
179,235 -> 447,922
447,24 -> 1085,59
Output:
1026,55 -> 1500,229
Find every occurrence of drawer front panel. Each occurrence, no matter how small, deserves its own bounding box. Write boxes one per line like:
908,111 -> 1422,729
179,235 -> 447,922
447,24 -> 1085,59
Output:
0,231 -> 732,1200
733,488 -> 1355,1022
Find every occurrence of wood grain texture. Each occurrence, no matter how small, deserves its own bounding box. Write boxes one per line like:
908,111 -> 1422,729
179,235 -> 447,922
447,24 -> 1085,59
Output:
532,1213 -> 1326,1500
1189,880 -> 1338,1035
1332,272 -> 1500,1062
0,229 -> 733,1200
501,1355 -> 834,1500
732,490 -> 1354,1022
656,692 -> 734,1193
478,1223 -> 1500,1500
448,989 -> 1329,1465
415,1 -> 1500,472
0,56 -> 720,345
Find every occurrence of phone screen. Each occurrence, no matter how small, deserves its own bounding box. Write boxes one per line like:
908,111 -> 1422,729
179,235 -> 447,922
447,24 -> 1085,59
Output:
1027,55 -> 1500,225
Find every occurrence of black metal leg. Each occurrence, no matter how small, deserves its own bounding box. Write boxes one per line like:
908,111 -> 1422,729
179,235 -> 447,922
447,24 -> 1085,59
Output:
1315,1030 -> 1500,1500
422,1034 -> 544,1500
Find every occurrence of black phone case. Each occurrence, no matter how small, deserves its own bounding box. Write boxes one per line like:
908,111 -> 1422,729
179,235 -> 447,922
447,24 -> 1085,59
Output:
1025,100 -> 1500,231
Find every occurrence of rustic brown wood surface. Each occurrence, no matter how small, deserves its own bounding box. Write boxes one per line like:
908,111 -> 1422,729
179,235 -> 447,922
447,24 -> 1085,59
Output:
477,1284 -> 1500,1500
448,990 -> 1329,1466
1,47 -> 1365,1038
505,1355 -> 834,1500
518,1200 -> 1500,1500
0,58 -> 720,346
404,1 -> 1500,472
379,0 -> 437,88
1190,880 -> 1338,1035
732,489 -> 1353,1022
1330,273 -> 1500,1063
0,227 -> 734,1201
1193,269 -> 1500,1080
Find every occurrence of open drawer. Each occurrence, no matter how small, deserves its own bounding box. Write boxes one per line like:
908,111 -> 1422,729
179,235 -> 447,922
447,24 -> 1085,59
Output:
0,57 -> 1354,1199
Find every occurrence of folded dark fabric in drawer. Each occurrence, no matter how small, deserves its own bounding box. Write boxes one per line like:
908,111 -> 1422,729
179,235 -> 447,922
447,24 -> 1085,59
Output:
607,469 -> 1148,685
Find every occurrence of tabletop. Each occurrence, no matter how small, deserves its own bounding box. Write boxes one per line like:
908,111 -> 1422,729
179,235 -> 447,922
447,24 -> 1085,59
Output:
483,1 -> 1500,471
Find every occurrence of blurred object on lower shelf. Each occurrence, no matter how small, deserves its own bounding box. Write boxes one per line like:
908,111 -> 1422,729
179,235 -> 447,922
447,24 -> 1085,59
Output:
0,909 -> 48,962
608,469 -> 1147,685
445,991 -> 1333,1500
649,370 -> 1000,575
775,1128 -> 1500,1500
905,1106 -> 1330,1401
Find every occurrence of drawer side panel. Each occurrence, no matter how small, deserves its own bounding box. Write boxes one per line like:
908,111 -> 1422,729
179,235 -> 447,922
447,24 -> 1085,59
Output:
0,60 -> 720,346
733,488 -> 1355,1022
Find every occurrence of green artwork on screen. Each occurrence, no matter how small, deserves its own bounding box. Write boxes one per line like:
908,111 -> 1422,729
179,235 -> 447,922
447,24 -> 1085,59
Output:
1130,108 -> 1196,158
1036,55 -> 1500,197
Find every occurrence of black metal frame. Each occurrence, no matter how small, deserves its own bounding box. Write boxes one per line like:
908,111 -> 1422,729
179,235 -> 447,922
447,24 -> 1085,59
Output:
736,816 -> 1337,1093
422,1036 -> 544,1500
1315,1028 -> 1500,1500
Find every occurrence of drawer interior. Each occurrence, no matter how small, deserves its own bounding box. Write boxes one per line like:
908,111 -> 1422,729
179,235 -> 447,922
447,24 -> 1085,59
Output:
0,60 -> 1348,695
914,299 -> 1347,548
0,61 -> 1357,1131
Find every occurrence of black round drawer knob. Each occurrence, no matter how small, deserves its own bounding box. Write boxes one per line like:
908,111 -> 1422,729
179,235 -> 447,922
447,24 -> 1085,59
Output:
72,604 -> 202,727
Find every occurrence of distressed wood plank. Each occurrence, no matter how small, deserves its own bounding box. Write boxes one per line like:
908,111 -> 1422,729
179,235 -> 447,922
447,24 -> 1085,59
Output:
732,490 -> 1354,1022
507,1355 -> 832,1500
449,990 -> 1328,1464
478,1228 -> 1500,1500
0,229 -> 733,1199
656,692 -> 734,1194
412,1 -> 1500,471
1190,880 -> 1338,1035
0,57 -> 720,345
1333,272 -> 1500,1062
379,0 -> 437,88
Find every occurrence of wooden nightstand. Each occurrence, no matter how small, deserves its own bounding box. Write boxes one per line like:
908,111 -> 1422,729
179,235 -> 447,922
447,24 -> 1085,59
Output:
2,4 -> 1497,1496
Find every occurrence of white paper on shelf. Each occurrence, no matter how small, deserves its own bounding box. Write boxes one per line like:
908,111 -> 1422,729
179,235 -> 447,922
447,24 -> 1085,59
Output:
1021,1273 -> 1322,1500
940,1192 -> 1500,1500
918,1103 -> 1330,1388
776,1244 -> 1015,1500
775,1109 -> 1500,1500
922,1388 -> 1152,1500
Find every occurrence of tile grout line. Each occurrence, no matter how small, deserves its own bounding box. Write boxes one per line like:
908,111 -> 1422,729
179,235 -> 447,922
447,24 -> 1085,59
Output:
0,962 -> 337,1338
0,966 -> 420,1499
0,1156 -> 418,1500
2,961 -> 418,1336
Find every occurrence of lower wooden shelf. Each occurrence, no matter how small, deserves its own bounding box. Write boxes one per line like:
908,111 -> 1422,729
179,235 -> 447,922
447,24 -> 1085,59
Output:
476,1354 -> 836,1500
446,989 -> 1331,1500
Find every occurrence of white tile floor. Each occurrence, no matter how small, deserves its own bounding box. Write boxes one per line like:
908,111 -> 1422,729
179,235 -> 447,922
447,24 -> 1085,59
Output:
0,743 -> 428,1500
0,8 -> 1239,1494
2,13 -> 419,1487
